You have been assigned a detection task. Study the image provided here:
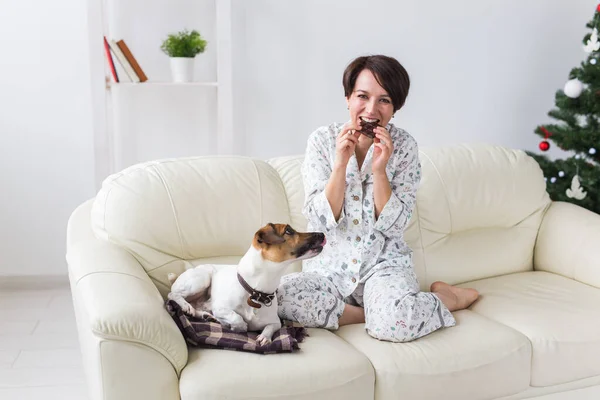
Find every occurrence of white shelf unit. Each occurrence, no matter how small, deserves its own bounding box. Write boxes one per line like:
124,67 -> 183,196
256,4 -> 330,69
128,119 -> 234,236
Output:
109,82 -> 219,87
87,0 -> 233,189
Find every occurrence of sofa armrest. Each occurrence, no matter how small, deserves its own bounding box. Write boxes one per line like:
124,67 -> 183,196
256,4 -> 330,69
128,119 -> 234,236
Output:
66,238 -> 188,374
534,201 -> 600,288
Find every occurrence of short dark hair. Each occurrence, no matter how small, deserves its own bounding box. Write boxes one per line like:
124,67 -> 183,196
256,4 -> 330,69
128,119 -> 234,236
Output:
342,55 -> 410,112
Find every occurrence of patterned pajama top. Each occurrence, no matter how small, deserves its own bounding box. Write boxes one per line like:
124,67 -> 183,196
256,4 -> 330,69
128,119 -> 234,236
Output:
301,122 -> 421,297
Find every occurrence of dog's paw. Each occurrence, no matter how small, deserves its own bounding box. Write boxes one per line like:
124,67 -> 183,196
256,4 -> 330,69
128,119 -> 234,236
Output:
194,310 -> 216,321
181,303 -> 196,316
256,334 -> 272,347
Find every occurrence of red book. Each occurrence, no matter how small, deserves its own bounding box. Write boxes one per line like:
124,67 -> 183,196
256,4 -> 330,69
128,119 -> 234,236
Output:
103,36 -> 119,83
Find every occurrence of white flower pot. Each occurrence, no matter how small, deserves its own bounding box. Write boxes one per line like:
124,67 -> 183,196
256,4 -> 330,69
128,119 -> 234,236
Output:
170,57 -> 195,83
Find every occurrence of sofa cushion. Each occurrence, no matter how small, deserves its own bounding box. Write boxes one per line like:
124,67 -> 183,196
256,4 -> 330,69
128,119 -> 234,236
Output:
178,328 -> 374,400
461,271 -> 600,387
335,310 -> 531,400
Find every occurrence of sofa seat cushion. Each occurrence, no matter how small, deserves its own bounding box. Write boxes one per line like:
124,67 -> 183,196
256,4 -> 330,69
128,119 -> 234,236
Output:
461,271 -> 600,387
335,310 -> 531,400
178,328 -> 374,400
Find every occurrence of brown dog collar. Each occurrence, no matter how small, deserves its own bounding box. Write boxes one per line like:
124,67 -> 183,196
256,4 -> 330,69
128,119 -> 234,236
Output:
237,273 -> 276,309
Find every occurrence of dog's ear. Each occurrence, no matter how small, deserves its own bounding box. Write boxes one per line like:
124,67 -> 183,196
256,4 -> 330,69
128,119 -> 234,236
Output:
256,224 -> 285,245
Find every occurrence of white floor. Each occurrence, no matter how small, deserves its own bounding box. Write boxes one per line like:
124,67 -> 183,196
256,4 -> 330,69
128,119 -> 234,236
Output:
0,285 -> 88,399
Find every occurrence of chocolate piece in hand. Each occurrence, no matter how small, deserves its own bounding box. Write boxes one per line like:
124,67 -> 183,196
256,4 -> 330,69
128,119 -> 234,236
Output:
358,118 -> 380,139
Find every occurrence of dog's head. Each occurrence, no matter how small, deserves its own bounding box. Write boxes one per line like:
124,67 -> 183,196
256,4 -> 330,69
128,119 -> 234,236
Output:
252,223 -> 326,263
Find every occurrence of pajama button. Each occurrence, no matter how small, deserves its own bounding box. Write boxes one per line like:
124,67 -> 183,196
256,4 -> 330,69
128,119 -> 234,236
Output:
353,195 -> 359,201
353,219 -> 359,225
355,236 -> 361,242
352,259 -> 357,264
352,277 -> 356,283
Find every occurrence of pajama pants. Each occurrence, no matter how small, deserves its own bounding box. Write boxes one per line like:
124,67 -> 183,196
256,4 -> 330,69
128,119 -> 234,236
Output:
277,266 -> 456,342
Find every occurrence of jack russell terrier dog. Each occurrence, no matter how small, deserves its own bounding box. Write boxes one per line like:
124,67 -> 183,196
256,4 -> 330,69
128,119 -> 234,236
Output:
167,223 -> 326,346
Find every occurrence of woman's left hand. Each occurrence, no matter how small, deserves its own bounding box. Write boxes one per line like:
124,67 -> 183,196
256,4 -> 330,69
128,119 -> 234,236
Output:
372,126 -> 394,175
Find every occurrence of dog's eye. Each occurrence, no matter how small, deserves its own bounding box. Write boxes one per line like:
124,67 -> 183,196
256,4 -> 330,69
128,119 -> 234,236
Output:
284,227 -> 295,235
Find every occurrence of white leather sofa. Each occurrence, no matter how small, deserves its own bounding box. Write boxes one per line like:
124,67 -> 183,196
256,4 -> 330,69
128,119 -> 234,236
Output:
66,144 -> 600,400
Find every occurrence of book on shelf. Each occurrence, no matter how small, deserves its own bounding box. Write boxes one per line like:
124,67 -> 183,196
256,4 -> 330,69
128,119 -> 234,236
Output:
103,36 -> 118,82
103,38 -> 148,83
108,39 -> 140,83
116,40 -> 148,83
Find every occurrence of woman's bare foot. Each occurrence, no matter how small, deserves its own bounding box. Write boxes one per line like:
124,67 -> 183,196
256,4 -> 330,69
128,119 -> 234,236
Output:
430,281 -> 479,312
338,304 -> 365,326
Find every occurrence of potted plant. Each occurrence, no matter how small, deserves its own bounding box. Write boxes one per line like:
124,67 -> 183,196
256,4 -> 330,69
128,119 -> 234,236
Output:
160,29 -> 207,82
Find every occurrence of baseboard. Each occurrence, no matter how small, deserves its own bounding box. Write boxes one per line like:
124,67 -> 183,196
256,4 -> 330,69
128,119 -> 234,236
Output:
0,275 -> 70,290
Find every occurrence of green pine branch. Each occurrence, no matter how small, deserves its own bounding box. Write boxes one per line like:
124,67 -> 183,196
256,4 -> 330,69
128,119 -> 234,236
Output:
528,6 -> 600,214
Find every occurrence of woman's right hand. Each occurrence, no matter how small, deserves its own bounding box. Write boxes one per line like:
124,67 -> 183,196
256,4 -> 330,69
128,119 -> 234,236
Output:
334,121 -> 361,169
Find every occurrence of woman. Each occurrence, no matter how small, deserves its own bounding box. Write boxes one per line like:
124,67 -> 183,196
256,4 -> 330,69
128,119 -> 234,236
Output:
277,55 -> 479,342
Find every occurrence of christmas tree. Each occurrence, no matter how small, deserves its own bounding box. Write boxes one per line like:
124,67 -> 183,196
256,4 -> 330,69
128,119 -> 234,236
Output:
528,4 -> 600,214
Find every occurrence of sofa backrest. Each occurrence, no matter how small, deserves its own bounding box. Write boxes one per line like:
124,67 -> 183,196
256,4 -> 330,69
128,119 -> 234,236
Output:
91,144 -> 551,297
268,144 -> 552,291
91,156 -> 300,297
407,145 -> 550,289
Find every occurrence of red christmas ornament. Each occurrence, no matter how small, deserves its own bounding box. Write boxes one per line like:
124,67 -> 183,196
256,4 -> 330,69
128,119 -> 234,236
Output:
539,126 -> 552,152
597,3 -> 600,12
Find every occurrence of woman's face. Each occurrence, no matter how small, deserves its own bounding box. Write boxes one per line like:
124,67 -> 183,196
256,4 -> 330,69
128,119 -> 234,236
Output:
346,69 -> 395,133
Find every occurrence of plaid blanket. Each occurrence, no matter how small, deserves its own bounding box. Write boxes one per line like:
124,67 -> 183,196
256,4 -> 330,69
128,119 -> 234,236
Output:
165,300 -> 307,354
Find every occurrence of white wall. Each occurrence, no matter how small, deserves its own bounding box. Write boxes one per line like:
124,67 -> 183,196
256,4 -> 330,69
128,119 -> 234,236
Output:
0,0 -> 595,276
0,1 -> 95,276
239,0 -> 595,160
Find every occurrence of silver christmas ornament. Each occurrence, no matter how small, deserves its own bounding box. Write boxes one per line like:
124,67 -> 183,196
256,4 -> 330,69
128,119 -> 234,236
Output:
558,171 -> 565,177
566,175 -> 587,200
